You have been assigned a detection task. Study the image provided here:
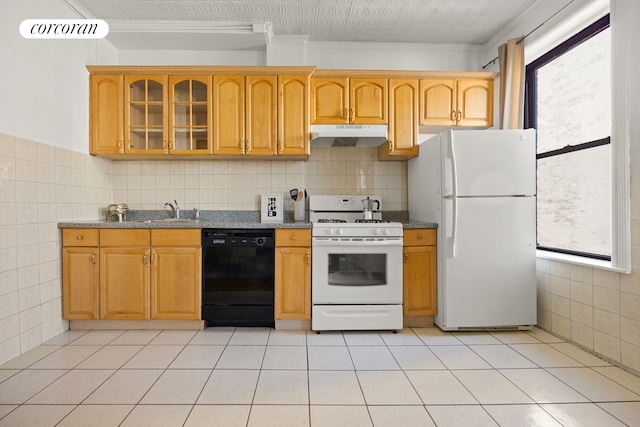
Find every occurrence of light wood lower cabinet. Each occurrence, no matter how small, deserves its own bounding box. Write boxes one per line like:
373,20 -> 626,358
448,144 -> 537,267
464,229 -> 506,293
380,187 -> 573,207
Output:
274,229 -> 311,320
403,229 -> 437,316
99,229 -> 151,320
62,229 -> 100,320
100,246 -> 150,320
62,228 -> 201,321
151,230 -> 201,320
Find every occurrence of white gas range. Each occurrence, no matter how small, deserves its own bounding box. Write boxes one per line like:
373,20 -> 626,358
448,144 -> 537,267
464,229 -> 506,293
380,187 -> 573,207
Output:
309,195 -> 404,331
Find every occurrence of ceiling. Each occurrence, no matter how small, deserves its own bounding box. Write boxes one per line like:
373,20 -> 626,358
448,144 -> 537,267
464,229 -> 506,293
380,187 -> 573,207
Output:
63,0 -> 539,50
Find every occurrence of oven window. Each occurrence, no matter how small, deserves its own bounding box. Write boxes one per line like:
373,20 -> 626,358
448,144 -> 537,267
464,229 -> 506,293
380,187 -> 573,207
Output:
328,254 -> 386,286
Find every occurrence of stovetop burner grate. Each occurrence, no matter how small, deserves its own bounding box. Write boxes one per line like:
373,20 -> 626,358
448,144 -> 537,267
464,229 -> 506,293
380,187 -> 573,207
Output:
355,219 -> 389,223
317,219 -> 348,223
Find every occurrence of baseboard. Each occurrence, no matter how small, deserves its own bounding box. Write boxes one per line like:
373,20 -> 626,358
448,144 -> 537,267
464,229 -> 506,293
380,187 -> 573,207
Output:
403,315 -> 435,327
70,319 -> 205,330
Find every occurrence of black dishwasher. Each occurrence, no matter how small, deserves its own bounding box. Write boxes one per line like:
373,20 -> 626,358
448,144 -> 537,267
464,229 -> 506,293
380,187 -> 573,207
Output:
202,229 -> 275,327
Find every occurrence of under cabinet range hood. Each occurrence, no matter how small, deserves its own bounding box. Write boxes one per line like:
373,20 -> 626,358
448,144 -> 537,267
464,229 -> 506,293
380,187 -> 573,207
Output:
310,124 -> 388,147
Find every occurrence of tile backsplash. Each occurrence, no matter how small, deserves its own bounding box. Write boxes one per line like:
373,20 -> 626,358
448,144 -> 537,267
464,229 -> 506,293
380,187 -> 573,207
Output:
111,147 -> 408,213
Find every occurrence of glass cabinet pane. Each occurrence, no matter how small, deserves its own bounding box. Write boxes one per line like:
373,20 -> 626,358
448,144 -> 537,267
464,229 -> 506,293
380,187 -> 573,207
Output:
127,77 -> 166,152
171,78 -> 209,152
174,80 -> 191,102
148,81 -> 164,102
192,81 -> 207,102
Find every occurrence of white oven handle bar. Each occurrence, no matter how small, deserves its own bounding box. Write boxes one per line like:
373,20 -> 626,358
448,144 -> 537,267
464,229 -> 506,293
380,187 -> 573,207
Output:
312,238 -> 402,246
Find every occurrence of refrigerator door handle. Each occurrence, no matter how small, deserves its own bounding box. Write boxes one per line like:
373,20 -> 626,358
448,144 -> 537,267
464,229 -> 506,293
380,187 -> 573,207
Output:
447,138 -> 458,258
445,197 -> 458,258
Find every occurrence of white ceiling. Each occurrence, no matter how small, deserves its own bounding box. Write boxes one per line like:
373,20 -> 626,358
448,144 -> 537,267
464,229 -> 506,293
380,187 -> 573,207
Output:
63,0 -> 539,50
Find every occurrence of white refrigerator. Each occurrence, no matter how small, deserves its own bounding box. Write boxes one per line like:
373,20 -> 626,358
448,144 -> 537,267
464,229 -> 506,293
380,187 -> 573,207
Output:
408,129 -> 537,330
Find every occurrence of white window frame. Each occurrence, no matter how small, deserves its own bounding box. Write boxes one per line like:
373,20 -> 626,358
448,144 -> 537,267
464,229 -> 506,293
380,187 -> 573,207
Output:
527,0 -> 630,273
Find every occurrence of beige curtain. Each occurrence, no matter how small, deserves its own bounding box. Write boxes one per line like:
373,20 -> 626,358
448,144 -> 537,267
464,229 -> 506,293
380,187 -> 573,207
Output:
498,36 -> 525,129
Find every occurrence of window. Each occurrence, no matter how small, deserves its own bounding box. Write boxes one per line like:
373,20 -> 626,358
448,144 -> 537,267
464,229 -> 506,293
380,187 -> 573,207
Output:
525,14 -> 611,260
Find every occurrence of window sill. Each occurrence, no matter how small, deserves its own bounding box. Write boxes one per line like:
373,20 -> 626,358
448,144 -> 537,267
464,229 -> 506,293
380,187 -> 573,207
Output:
536,250 -> 629,273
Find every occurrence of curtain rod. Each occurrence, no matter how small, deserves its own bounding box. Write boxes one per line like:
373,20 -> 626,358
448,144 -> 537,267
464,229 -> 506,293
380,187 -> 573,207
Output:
481,0 -> 576,70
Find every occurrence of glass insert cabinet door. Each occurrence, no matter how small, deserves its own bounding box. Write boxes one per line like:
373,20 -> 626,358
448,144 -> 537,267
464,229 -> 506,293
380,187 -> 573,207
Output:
169,75 -> 211,154
125,75 -> 167,153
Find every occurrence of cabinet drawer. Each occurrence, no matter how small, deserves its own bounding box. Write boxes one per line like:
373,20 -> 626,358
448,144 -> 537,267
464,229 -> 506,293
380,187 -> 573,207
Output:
276,229 -> 311,247
152,229 -> 201,247
403,229 -> 436,246
100,229 -> 150,246
62,229 -> 99,246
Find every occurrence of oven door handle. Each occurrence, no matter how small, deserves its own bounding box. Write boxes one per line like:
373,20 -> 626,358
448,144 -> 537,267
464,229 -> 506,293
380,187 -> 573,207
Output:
312,238 -> 402,247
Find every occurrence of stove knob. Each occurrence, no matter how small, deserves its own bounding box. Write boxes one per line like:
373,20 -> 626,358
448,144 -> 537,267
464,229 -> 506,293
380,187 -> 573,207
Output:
372,229 -> 380,236
327,229 -> 335,236
336,229 -> 344,236
382,229 -> 389,236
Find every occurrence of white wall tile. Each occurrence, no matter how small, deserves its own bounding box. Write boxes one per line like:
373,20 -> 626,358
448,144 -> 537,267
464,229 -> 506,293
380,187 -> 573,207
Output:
594,308 -> 620,337
18,265 -> 39,290
0,291 -> 19,320
0,270 -> 18,296
594,330 -> 620,361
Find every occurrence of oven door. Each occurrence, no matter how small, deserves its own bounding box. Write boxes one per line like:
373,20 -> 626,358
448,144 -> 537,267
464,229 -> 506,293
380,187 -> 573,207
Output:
312,237 -> 402,304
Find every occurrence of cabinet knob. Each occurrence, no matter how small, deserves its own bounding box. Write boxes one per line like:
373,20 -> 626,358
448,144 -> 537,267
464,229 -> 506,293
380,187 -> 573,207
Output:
76,235 -> 83,240
290,235 -> 297,240
417,234 -> 423,240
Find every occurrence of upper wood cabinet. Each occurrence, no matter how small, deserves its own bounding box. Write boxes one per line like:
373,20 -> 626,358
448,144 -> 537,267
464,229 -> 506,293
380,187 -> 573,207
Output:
213,74 -> 278,156
125,75 -> 168,155
125,75 -> 212,156
311,77 -> 387,124
168,75 -> 212,155
213,73 -> 308,157
278,74 -> 310,156
419,78 -> 493,127
245,75 -> 278,156
212,74 -> 245,156
379,78 -> 419,160
89,74 -> 123,156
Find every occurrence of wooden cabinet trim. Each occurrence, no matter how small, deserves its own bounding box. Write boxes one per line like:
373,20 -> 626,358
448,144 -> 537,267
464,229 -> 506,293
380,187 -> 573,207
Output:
62,229 -> 100,246
100,229 -> 150,247
151,229 -> 201,246
403,229 -> 437,246
275,229 -> 312,247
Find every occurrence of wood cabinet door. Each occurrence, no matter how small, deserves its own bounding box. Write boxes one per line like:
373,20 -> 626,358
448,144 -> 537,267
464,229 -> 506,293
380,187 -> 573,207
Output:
278,74 -> 309,156
90,74 -> 123,155
386,78 -> 419,158
151,247 -> 201,320
310,77 -> 349,124
100,247 -> 150,320
63,247 -> 99,320
457,79 -> 493,127
274,247 -> 311,320
419,79 -> 456,126
245,75 -> 277,156
169,75 -> 212,155
403,245 -> 437,316
213,74 -> 245,156
125,75 -> 168,155
350,78 -> 387,124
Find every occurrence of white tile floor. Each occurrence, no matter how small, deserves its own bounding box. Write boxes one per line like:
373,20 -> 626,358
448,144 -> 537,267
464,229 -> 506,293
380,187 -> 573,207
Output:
1,327 -> 640,426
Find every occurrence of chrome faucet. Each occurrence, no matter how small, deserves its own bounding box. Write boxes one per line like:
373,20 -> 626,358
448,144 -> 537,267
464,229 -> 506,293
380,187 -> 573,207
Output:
165,200 -> 180,219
